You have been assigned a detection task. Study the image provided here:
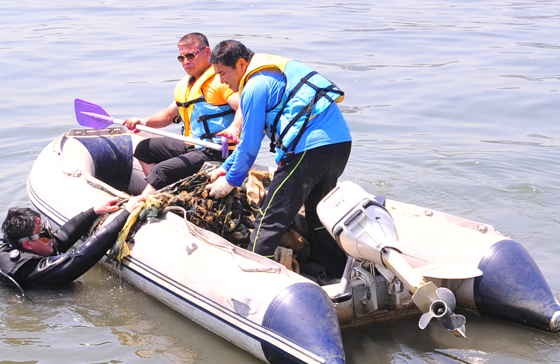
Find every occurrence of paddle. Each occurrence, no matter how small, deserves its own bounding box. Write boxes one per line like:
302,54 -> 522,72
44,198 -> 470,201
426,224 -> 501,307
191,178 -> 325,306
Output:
74,98 -> 229,157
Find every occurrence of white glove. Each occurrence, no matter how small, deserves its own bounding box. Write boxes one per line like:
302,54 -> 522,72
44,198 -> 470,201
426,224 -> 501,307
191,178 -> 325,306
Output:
206,176 -> 234,198
208,167 -> 227,182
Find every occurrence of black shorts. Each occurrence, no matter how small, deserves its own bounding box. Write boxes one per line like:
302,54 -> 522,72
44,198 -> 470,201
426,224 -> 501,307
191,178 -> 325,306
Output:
134,137 -> 224,189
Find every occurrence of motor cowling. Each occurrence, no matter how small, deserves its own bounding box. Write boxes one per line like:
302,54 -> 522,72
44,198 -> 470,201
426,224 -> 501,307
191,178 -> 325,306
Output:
317,181 -> 399,266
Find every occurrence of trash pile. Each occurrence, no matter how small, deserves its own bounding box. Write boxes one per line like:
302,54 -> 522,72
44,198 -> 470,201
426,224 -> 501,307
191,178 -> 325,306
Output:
101,167 -> 310,273
106,169 -> 274,263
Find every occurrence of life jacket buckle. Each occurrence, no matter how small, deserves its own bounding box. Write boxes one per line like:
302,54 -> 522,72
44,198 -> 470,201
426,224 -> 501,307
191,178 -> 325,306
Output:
274,138 -> 284,150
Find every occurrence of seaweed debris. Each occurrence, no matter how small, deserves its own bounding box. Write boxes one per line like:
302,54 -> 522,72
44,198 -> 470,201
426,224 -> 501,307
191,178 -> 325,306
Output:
106,170 -> 269,264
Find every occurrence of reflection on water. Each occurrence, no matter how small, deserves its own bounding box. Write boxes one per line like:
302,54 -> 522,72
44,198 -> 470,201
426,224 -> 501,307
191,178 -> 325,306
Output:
1,0 -> 559,363
481,139 -> 559,147
0,268 -> 239,363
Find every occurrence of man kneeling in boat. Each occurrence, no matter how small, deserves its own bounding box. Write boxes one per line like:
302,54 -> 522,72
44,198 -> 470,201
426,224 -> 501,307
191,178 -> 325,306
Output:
207,40 -> 352,284
124,32 -> 242,196
0,196 -> 144,288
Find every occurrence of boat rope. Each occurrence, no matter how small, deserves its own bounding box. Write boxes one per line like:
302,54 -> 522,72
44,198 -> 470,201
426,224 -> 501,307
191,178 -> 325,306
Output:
83,173 -> 130,199
166,205 -> 281,274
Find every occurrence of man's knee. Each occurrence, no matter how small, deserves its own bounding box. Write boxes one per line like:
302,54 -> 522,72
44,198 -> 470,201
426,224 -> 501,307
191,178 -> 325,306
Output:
133,138 -> 152,162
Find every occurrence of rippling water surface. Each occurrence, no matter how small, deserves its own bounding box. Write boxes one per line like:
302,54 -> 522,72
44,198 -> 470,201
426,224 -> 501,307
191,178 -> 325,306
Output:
1,1 -> 559,363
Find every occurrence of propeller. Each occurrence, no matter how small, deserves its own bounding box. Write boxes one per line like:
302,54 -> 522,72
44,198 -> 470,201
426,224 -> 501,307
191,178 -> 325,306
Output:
419,287 -> 467,339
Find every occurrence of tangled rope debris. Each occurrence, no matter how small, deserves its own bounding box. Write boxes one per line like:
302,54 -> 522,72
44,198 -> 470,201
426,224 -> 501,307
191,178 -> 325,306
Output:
106,169 -> 272,264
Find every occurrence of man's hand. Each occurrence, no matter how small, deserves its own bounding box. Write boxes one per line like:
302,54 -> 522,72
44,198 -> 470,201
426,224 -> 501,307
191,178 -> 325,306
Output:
216,126 -> 241,144
123,117 -> 146,133
206,176 -> 234,199
124,195 -> 146,213
208,167 -> 227,182
93,197 -> 121,215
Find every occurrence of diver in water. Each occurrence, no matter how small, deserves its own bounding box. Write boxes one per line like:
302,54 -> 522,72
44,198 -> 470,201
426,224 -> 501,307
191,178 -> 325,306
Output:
0,195 -> 144,290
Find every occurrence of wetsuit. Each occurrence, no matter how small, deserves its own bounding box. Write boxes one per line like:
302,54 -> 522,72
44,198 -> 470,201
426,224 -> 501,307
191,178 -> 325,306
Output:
220,55 -> 352,278
0,208 -> 129,288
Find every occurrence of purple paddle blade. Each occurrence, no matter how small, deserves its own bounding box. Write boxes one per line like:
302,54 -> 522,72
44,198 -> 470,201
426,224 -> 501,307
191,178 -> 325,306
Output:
74,98 -> 115,129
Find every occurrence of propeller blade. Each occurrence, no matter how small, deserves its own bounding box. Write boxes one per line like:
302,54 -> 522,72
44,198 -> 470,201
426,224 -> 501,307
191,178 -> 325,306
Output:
449,314 -> 466,330
419,311 -> 434,329
436,287 -> 457,311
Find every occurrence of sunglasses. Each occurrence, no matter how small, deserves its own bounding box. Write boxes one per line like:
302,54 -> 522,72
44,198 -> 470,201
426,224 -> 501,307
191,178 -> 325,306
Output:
177,47 -> 206,63
17,219 -> 54,245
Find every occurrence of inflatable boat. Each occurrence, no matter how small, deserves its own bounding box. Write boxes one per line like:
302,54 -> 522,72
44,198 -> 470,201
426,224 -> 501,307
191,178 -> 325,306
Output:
27,126 -> 560,364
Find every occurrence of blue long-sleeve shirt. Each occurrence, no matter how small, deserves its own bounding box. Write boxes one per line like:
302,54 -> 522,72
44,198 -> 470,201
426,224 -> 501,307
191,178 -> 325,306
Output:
222,68 -> 352,186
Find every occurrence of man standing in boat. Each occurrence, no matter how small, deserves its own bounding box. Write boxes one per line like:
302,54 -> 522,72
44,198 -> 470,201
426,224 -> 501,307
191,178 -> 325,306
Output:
0,196 -> 145,288
207,40 -> 352,283
124,33 -> 241,195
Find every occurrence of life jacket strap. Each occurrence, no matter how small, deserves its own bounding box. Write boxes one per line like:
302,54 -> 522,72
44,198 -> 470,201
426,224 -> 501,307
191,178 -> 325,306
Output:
176,97 -> 205,109
270,77 -> 344,156
269,71 -> 318,152
196,109 -> 236,140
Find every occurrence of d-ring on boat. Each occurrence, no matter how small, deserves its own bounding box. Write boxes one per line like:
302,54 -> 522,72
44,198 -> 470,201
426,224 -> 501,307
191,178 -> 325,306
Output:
27,121 -> 560,363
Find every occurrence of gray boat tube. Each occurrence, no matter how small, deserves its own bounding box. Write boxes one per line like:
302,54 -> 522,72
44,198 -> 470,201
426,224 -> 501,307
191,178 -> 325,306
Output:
262,282 -> 345,364
474,239 -> 560,332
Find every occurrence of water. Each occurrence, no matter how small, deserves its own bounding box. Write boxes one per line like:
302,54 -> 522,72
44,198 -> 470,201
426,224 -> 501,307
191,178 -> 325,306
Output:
1,0 -> 559,363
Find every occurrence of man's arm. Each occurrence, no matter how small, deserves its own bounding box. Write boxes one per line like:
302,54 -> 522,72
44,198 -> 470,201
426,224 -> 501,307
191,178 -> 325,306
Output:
226,93 -> 240,110
224,74 -> 278,187
206,85 -> 267,198
213,85 -> 242,143
23,210 -> 131,287
217,107 -> 243,144
144,101 -> 180,128
54,197 -> 120,253
54,208 -> 100,253
21,196 -> 145,287
125,101 -> 178,131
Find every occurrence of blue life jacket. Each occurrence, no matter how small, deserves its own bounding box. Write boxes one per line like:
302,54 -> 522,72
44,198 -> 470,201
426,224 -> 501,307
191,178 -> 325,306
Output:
175,66 -> 235,146
239,54 -> 345,162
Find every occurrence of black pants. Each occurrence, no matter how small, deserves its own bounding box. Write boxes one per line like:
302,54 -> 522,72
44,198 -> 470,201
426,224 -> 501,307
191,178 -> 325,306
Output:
134,138 -> 224,190
247,141 -> 352,278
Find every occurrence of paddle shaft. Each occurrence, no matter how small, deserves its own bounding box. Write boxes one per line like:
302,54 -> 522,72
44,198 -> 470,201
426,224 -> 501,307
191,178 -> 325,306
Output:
113,118 -> 221,151
75,99 -> 223,152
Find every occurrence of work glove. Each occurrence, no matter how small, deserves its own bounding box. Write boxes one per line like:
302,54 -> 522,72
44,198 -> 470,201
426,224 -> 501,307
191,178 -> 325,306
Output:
123,117 -> 146,133
208,167 -> 227,182
206,176 -> 234,199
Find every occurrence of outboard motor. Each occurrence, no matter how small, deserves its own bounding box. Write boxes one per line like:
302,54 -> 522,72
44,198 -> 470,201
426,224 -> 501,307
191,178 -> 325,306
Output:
318,181 -> 467,339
